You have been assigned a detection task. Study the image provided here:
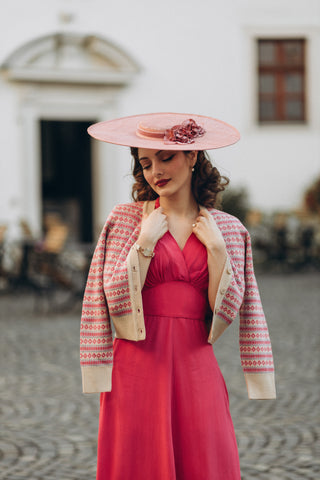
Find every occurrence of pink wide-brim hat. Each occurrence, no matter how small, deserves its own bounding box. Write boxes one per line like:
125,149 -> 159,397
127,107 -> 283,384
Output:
87,112 -> 240,150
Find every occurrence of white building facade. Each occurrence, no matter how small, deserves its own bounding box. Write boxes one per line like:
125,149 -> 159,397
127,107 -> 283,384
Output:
0,0 -> 319,241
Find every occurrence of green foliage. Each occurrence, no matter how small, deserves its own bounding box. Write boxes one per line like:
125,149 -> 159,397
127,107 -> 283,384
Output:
220,187 -> 250,224
305,177 -> 320,213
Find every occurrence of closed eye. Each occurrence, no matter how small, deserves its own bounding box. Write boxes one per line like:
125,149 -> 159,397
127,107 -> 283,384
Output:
141,154 -> 174,170
162,154 -> 175,162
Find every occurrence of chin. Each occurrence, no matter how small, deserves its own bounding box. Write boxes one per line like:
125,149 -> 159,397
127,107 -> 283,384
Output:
155,187 -> 171,196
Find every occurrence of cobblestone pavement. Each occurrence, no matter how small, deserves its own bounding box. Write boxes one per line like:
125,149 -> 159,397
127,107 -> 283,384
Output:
0,272 -> 319,480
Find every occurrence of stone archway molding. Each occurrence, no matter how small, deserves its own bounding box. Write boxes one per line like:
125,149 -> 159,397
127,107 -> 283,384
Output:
0,32 -> 140,237
1,32 -> 140,85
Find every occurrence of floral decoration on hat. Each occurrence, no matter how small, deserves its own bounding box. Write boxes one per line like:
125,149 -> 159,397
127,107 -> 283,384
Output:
164,119 -> 206,145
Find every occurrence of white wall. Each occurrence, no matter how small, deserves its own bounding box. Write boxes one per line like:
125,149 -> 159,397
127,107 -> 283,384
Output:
0,0 -> 319,236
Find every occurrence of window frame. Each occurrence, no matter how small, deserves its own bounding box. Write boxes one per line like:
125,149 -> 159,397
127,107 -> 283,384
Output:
257,38 -> 306,124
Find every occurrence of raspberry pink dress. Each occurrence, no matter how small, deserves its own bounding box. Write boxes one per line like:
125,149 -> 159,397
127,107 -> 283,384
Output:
96,229 -> 241,479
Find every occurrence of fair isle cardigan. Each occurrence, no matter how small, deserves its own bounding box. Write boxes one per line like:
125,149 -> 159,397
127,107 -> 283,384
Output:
80,200 -> 276,399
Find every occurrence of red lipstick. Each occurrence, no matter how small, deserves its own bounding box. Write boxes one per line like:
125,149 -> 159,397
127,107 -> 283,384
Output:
155,179 -> 170,187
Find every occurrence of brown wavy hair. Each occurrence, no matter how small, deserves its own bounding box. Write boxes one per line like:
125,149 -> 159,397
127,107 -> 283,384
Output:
130,148 -> 229,208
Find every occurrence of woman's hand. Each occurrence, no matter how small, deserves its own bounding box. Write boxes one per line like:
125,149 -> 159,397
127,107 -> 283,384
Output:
192,208 -> 226,256
193,208 -> 227,311
137,207 -> 168,250
133,207 -> 168,289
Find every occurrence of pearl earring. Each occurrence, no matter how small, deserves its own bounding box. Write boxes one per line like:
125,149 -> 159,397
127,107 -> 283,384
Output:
192,167 -> 195,172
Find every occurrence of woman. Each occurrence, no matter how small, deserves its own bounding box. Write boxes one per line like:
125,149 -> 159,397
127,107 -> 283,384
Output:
80,113 -> 276,480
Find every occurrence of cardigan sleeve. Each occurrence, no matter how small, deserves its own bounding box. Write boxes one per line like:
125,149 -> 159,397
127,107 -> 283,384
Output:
80,220 -> 113,393
206,210 -> 276,399
239,230 -> 276,399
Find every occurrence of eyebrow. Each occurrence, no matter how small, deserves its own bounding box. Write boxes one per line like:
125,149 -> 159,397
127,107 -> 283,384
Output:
138,150 -> 164,162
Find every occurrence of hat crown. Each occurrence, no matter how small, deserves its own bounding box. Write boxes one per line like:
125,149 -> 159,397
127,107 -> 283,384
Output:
137,119 -> 166,139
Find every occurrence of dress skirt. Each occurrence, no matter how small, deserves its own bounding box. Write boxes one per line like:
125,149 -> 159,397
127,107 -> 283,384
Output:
96,231 -> 241,480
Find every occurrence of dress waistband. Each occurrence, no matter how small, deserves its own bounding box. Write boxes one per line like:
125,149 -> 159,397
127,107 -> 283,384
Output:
142,281 -> 208,319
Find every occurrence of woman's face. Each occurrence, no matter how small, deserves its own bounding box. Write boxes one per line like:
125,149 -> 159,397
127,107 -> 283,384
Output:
138,148 -> 197,199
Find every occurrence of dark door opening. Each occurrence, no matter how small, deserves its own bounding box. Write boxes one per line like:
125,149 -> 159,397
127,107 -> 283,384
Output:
40,119 -> 95,243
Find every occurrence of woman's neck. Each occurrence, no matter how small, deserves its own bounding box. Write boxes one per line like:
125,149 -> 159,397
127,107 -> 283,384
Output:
158,193 -> 199,218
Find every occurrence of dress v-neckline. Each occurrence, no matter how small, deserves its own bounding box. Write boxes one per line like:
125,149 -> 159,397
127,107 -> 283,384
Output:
154,197 -> 196,253
167,230 -> 195,254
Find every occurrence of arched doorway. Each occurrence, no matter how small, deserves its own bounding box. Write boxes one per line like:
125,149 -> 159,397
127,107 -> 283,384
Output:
1,33 -> 139,240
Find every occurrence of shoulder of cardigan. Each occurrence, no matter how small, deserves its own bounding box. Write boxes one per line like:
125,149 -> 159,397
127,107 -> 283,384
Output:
207,208 -> 248,232
110,201 -> 144,217
112,200 -> 155,219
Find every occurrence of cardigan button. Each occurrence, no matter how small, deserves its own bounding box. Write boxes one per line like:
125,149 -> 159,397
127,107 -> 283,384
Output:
227,266 -> 232,274
220,287 -> 226,295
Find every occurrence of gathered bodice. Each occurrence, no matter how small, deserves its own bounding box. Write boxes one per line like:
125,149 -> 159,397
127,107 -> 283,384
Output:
142,231 -> 209,319
144,231 -> 209,292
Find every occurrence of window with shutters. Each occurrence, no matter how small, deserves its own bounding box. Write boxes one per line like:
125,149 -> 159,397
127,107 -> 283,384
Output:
258,39 -> 306,123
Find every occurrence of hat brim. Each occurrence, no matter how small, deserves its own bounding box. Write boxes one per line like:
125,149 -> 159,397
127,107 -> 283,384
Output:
87,112 -> 240,150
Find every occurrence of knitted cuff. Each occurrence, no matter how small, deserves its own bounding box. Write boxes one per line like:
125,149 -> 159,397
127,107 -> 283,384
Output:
81,365 -> 113,393
244,372 -> 276,399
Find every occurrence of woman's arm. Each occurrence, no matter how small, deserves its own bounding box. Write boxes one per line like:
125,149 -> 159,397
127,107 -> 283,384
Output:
80,219 -> 113,394
192,208 -> 227,310
206,245 -> 228,311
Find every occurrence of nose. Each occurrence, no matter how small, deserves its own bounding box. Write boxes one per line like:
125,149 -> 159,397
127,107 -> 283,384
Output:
152,161 -> 164,177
